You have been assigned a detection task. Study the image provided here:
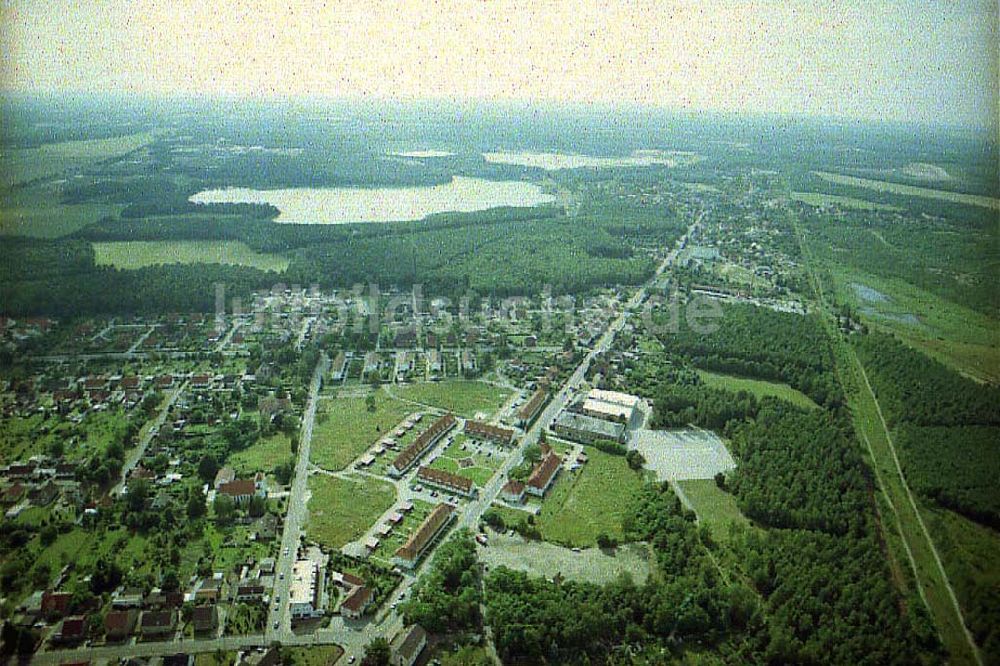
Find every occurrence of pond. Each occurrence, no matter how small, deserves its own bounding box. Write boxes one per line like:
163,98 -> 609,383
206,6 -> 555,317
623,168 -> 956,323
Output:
189,176 -> 555,224
483,149 -> 697,170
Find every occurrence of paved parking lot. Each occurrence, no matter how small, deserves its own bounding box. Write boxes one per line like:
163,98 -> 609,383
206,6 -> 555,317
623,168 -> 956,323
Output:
631,427 -> 735,480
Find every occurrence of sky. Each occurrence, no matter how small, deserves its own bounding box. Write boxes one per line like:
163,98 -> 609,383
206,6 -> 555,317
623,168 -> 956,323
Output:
1,0 -> 997,130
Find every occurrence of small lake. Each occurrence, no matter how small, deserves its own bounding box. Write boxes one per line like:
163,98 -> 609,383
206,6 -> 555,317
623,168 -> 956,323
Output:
851,283 -> 889,303
189,176 -> 556,224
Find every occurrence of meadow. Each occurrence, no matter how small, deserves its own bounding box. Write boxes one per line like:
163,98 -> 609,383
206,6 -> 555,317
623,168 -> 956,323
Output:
696,369 -> 818,409
392,380 -> 511,418
534,447 -> 647,548
676,478 -> 749,542
813,171 -> 1000,210
309,390 -> 413,471
307,474 -> 396,550
92,240 -> 289,272
790,191 -> 899,211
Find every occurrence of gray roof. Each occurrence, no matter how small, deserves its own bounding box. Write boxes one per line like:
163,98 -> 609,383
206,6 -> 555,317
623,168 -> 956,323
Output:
554,411 -> 625,439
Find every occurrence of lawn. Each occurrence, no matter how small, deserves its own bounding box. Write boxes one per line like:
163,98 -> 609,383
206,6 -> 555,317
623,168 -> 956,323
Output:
93,240 -> 289,272
392,379 -> 511,418
285,646 -> 345,666
535,448 -> 647,548
307,474 -> 397,550
677,479 -> 749,542
227,432 -> 294,474
427,434 -> 504,487
696,369 -> 818,410
310,390 -> 412,471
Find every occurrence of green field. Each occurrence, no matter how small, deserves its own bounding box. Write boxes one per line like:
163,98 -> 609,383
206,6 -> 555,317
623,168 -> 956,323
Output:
1,132 -> 156,187
284,646 -> 346,666
307,474 -> 397,550
427,435 -> 503,487
677,479 -> 749,541
0,184 -> 125,237
310,390 -> 413,471
790,191 -> 900,211
535,448 -> 647,548
813,171 -> 1000,210
392,379 -> 510,418
226,432 -> 293,474
829,268 -> 1000,383
93,240 -> 289,272
697,369 -> 818,409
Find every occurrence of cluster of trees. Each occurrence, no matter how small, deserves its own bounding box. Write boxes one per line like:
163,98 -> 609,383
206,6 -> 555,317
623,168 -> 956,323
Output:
401,532 -> 481,634
487,483 -> 746,664
726,405 -> 870,536
652,365 -> 764,430
894,425 -> 1000,528
655,303 -> 842,408
855,333 -> 1000,428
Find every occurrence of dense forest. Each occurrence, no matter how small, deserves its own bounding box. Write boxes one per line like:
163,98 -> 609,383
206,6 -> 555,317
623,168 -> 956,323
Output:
1,203 -> 688,316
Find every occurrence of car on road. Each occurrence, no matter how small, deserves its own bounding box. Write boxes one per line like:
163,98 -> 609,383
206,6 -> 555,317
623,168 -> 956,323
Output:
273,620 -> 279,629
347,657 -> 356,664
279,573 -> 285,580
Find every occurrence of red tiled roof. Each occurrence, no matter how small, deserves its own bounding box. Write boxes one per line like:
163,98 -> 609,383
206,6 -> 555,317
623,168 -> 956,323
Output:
218,479 -> 256,497
527,452 -> 561,491
391,413 -> 456,473
341,585 -> 372,612
395,503 -> 454,562
417,466 -> 472,493
464,420 -> 514,445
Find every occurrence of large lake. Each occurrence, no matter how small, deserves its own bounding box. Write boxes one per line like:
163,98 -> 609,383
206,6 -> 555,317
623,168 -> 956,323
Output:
189,176 -> 556,224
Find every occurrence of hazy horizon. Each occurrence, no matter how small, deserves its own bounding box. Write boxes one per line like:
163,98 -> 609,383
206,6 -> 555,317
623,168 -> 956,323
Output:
2,0 -> 997,132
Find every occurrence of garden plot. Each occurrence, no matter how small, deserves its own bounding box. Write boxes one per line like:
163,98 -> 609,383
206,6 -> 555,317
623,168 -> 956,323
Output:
631,427 -> 735,481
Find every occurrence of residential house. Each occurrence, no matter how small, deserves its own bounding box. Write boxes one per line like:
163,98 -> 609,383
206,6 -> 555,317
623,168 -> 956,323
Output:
390,624 -> 428,666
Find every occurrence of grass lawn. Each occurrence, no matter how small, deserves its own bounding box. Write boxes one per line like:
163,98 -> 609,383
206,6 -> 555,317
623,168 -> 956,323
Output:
535,448 -> 647,548
427,435 -> 504,487
677,479 -> 749,542
393,380 -> 511,418
310,390 -> 412,471
194,651 -> 238,666
285,646 -> 345,666
696,369 -> 818,410
307,474 -> 397,550
227,432 -> 293,474
93,240 -> 289,272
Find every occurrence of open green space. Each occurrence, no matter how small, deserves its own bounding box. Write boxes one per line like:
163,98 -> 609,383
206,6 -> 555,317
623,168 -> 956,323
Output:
226,432 -> 293,475
284,646 -> 346,666
0,190 -> 125,237
828,267 -> 1000,383
392,379 -> 510,418
307,474 -> 396,550
677,479 -> 750,541
790,191 -> 900,211
1,132 -> 156,187
310,390 -> 412,471
696,369 -> 818,409
813,171 -> 1000,210
93,240 -> 290,272
534,447 -> 647,548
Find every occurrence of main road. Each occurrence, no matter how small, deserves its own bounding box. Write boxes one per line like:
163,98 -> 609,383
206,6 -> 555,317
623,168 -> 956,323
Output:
267,353 -> 329,642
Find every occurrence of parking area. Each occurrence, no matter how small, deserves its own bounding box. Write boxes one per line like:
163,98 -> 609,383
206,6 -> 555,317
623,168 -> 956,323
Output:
630,427 -> 735,480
